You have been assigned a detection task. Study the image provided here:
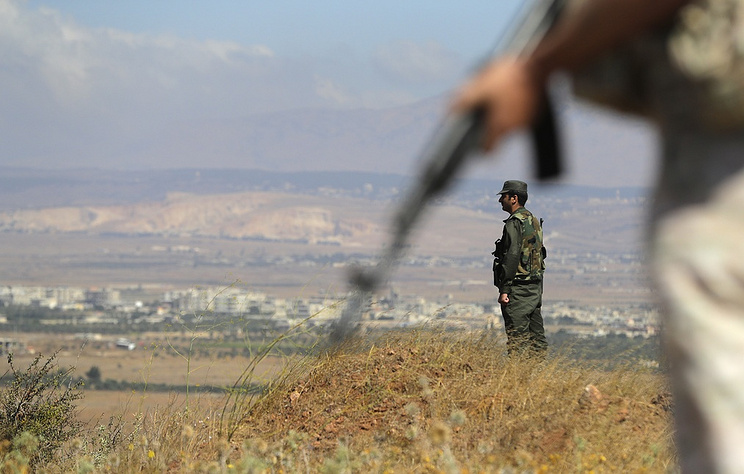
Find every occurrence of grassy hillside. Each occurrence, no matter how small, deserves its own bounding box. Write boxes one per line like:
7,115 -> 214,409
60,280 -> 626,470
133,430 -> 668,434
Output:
232,330 -> 674,473
4,328 -> 675,472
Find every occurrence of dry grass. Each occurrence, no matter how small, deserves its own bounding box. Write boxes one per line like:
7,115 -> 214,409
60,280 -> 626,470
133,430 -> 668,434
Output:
22,327 -> 674,472
231,328 -> 674,472
6,334 -> 289,424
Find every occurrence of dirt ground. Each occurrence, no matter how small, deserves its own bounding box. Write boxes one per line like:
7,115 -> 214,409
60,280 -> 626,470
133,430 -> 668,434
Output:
77,390 -> 227,426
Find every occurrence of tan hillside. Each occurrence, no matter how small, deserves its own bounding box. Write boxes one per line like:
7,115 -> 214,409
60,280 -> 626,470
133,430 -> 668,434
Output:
223,330 -> 675,472
0,190 -> 500,258
0,191 -> 384,245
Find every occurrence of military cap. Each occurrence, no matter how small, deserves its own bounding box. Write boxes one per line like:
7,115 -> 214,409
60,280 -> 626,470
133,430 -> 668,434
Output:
497,180 -> 528,195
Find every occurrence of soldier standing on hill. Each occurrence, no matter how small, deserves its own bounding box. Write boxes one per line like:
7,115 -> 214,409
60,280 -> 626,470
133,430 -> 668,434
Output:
493,180 -> 547,355
453,0 -> 744,471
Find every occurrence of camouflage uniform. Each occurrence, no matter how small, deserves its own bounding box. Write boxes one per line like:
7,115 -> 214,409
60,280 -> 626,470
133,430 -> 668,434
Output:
494,182 -> 547,354
574,1 -> 744,471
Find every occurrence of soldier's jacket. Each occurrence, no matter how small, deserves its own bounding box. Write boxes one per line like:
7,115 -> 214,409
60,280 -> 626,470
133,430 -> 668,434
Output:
494,207 -> 545,295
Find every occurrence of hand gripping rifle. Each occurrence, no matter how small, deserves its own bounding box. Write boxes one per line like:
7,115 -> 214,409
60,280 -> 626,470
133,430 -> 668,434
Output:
330,0 -> 564,342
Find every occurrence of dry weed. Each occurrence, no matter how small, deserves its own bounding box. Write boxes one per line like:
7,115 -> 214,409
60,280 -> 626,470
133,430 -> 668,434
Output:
234,327 -> 675,472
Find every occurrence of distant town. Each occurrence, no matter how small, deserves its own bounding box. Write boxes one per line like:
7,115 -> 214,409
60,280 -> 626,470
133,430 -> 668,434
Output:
0,282 -> 659,350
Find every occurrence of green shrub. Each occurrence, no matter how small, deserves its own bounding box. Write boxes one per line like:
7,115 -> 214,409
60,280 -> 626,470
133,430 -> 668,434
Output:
0,352 -> 84,465
85,366 -> 102,384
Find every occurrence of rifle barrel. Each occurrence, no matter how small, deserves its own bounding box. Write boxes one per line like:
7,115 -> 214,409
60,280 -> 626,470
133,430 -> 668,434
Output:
330,0 -> 563,342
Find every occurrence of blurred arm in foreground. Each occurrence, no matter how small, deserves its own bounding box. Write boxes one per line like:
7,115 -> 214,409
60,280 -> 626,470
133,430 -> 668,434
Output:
453,1 -> 744,473
451,0 -> 690,150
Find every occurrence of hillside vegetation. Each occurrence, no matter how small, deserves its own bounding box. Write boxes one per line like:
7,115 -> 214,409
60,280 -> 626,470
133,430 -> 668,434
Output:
3,328 -> 675,472
233,330 -> 674,472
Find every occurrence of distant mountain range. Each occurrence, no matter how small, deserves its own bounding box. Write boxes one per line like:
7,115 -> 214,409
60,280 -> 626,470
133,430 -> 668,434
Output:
0,166 -> 649,213
12,86 -> 659,189
0,166 -> 648,258
148,97 -> 444,175
142,92 -> 659,189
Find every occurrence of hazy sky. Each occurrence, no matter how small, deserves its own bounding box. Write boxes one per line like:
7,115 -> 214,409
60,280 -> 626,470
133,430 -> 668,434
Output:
1,1 -> 530,165
1,0 -> 659,187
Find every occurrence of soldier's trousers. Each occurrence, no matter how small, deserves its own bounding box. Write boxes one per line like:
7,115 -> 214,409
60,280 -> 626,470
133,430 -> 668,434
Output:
500,280 -> 547,354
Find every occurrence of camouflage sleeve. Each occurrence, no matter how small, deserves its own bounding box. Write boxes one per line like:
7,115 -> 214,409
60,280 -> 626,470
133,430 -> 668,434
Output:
499,218 -> 522,294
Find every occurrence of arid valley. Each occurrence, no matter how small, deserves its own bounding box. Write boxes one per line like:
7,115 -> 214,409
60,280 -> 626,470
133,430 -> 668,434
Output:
0,168 -> 656,421
0,167 -> 650,303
